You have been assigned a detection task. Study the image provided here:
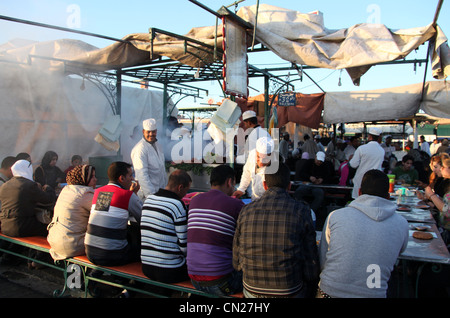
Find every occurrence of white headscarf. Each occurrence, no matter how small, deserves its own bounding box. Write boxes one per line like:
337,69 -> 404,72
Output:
11,159 -> 34,181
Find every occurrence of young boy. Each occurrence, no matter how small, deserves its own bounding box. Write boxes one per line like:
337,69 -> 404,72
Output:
393,154 -> 419,185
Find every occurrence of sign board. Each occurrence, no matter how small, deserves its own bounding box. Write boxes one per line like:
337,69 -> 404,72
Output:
222,16 -> 248,98
278,92 -> 297,106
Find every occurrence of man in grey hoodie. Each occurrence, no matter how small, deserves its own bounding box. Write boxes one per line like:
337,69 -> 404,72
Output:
318,169 -> 408,298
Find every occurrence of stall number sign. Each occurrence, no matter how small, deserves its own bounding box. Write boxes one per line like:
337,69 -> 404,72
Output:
278,92 -> 296,106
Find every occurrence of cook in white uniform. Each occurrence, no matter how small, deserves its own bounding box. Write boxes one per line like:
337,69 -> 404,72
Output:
349,127 -> 385,199
236,110 -> 271,164
131,118 -> 167,200
233,136 -> 275,201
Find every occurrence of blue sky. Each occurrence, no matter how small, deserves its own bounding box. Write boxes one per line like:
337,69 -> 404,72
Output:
0,0 -> 448,106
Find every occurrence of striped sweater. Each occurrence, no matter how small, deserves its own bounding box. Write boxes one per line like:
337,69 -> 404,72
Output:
187,189 -> 244,277
85,183 -> 142,265
141,189 -> 188,268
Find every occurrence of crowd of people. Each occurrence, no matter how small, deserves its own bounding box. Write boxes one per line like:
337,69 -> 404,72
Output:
0,116 -> 449,298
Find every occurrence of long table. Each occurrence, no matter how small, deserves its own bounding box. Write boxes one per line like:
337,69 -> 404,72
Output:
393,194 -> 436,223
392,190 -> 449,263
291,181 -> 353,191
391,188 -> 450,297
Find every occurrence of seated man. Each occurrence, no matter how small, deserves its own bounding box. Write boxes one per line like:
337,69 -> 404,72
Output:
141,169 -> 192,283
318,169 -> 409,298
0,156 -> 15,186
0,159 -> 56,237
393,154 -> 419,186
85,161 -> 142,266
294,151 -> 334,214
233,162 -> 319,298
187,164 -> 245,296
0,159 -> 56,268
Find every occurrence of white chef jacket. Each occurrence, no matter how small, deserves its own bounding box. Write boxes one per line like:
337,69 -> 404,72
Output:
349,141 -> 385,199
131,138 -> 167,200
237,149 -> 267,200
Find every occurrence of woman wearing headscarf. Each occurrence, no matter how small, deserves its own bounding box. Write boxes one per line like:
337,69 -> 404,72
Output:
33,151 -> 66,189
0,160 -> 56,237
47,164 -> 97,260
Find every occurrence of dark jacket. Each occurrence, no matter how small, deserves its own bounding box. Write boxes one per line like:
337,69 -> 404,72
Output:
33,165 -> 65,188
0,177 -> 56,237
297,159 -> 336,184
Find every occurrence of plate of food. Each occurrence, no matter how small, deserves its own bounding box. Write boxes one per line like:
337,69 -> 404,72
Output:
396,205 -> 411,212
415,204 -> 430,209
413,225 -> 431,231
412,231 -> 433,240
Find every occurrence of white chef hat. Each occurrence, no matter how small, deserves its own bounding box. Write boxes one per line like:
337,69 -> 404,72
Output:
242,110 -> 257,121
368,127 -> 382,136
143,118 -> 157,131
256,137 -> 274,155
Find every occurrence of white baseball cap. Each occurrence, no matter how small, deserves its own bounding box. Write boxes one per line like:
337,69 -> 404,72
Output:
143,118 -> 157,131
242,110 -> 257,121
316,151 -> 325,162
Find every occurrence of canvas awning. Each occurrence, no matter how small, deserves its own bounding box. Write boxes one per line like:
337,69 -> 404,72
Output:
2,4 -> 447,86
323,80 -> 450,124
1,4 -> 449,130
238,4 -> 449,85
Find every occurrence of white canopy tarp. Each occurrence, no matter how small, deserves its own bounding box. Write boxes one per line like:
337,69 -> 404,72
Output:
344,123 -> 414,135
323,80 -> 450,124
238,4 -> 449,84
63,4 -> 449,86
2,4 -> 447,86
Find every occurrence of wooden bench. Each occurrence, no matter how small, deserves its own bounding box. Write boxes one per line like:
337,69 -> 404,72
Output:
0,232 -> 243,298
0,232 -> 63,272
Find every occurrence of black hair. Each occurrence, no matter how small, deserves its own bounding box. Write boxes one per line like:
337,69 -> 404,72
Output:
16,152 -> 31,161
360,169 -> 389,198
1,156 -> 16,169
71,155 -> 82,163
265,162 -> 290,189
244,117 -> 258,125
41,151 -> 58,168
107,161 -> 132,182
402,154 -> 414,163
210,164 -> 235,186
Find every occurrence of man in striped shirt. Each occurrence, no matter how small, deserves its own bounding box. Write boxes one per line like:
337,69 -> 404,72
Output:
187,164 -> 245,296
85,161 -> 142,266
140,169 -> 192,283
